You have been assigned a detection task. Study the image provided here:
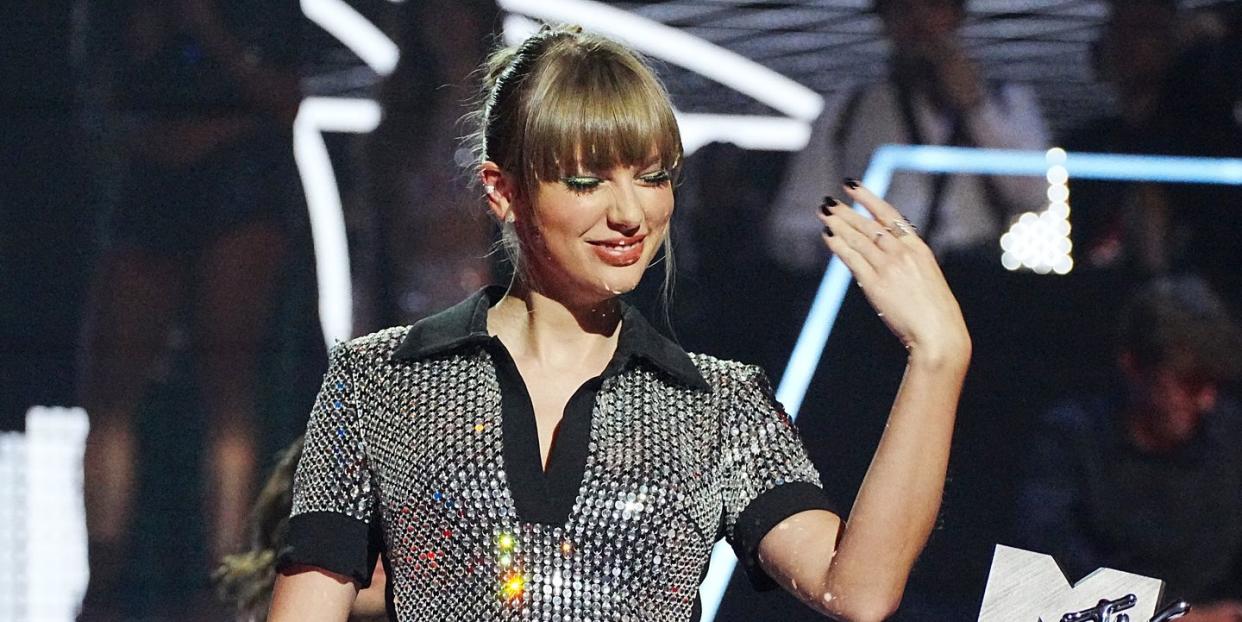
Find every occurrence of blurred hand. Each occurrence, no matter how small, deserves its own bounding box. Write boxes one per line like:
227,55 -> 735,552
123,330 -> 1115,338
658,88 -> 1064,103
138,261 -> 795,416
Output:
817,181 -> 970,366
925,38 -> 985,113
1179,601 -> 1242,622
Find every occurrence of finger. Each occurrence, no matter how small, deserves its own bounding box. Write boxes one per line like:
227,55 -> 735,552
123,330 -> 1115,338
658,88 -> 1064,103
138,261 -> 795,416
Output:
821,200 -> 907,253
841,179 -> 924,245
840,179 -> 902,224
818,210 -> 886,270
822,227 -> 878,285
821,202 -> 909,260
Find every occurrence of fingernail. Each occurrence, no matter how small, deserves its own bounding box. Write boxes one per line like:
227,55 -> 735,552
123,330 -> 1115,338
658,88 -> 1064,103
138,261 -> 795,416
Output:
843,178 -> 860,189
819,196 -> 839,215
822,225 -> 833,237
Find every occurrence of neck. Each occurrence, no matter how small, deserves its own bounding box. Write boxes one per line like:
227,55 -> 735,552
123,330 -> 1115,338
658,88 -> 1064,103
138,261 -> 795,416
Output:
487,282 -> 623,369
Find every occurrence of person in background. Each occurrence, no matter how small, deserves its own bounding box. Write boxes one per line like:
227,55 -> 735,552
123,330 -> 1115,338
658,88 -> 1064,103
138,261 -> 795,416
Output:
766,0 -> 1049,274
361,0 -> 501,330
1064,0 -> 1242,307
216,438 -> 387,621
77,1 -> 303,617
1017,275 -> 1242,622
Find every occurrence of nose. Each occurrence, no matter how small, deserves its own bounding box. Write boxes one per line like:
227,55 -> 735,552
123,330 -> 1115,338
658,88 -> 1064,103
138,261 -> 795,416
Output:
607,181 -> 643,234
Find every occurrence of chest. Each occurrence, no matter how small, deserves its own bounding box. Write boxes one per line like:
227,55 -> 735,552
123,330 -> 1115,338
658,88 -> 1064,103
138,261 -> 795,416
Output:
356,355 -> 723,617
1081,441 -> 1242,570
361,354 -> 723,530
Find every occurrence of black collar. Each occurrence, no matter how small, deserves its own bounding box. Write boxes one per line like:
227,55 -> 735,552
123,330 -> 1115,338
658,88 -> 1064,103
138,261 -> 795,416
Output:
389,286 -> 711,392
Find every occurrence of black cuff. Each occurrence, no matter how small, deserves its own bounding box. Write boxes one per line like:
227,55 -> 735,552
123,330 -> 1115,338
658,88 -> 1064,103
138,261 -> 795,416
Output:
731,481 -> 838,591
277,511 -> 377,587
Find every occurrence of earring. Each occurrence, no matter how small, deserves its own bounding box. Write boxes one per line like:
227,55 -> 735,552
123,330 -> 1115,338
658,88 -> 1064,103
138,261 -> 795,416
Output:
484,184 -> 495,194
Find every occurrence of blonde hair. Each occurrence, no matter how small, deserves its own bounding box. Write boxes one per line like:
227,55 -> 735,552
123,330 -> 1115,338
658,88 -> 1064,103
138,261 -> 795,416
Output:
213,438 -> 304,621
466,24 -> 682,292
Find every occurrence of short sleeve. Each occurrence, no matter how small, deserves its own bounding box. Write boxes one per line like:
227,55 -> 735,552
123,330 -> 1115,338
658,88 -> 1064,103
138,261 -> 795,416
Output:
277,342 -> 380,586
721,365 -> 838,590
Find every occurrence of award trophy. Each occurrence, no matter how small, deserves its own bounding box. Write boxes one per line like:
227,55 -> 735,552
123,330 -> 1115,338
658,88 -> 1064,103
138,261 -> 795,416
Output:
978,545 -> 1191,622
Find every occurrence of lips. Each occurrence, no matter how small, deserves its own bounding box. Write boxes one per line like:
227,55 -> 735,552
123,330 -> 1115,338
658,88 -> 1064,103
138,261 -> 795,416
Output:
588,235 -> 645,267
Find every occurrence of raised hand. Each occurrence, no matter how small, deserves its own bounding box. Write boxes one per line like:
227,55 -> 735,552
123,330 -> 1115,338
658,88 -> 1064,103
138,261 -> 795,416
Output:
817,179 -> 970,366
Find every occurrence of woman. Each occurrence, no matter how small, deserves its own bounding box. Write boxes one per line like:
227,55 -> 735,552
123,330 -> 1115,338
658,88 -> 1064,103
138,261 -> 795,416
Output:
271,25 -> 969,622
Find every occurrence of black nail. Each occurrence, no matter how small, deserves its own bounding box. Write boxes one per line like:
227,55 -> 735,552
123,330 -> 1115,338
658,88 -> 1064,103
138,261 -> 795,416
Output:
823,225 -> 833,237
820,196 -> 839,215
843,177 -> 860,189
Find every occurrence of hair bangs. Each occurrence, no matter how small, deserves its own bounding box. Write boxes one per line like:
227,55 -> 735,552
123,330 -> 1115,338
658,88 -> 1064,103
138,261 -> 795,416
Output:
520,46 -> 682,191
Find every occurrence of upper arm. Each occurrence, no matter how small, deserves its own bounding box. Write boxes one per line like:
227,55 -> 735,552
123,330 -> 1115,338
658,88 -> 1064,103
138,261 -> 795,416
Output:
757,508 -> 844,613
720,365 -> 839,590
279,343 -> 383,586
269,565 -> 358,622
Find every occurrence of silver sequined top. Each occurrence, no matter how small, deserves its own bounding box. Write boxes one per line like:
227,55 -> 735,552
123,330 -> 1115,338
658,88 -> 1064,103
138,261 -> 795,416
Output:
281,288 -> 834,621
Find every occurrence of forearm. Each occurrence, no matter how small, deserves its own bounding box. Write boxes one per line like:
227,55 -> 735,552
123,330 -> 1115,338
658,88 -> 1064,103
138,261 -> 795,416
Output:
269,567 -> 357,622
822,350 -> 968,619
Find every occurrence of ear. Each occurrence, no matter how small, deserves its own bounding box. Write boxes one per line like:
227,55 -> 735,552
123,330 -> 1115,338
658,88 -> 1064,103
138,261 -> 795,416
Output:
480,161 -> 517,224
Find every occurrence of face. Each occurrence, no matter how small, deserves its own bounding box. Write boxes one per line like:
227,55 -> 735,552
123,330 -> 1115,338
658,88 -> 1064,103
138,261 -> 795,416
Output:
516,157 -> 674,303
1123,355 -> 1219,445
1100,6 -> 1176,89
880,0 -> 964,58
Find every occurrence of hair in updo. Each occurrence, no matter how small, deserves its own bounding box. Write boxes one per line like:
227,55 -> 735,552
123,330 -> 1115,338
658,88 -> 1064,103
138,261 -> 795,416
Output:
470,24 -> 683,199
466,25 -> 683,288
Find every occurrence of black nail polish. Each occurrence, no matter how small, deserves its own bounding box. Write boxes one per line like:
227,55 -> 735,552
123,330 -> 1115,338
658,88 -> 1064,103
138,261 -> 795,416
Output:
843,178 -> 860,189
823,225 -> 833,237
819,196 -> 838,215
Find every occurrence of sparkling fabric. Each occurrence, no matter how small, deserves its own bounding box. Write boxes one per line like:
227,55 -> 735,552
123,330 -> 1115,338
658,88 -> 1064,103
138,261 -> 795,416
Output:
286,309 -> 829,621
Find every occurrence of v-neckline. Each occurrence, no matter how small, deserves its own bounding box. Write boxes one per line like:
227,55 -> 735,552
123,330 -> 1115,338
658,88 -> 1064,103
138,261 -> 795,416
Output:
487,337 -> 616,525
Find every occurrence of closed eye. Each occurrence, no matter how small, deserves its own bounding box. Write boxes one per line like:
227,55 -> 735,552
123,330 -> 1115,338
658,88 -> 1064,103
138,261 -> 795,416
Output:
640,169 -> 672,186
562,176 -> 602,193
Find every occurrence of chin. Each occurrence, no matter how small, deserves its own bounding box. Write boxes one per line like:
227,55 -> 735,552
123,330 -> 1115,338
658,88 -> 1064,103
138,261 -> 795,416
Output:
593,271 -> 645,297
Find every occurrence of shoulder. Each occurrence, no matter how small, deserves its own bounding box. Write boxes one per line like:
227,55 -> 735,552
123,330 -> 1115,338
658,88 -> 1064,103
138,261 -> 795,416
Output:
686,353 -> 773,397
331,326 -> 414,366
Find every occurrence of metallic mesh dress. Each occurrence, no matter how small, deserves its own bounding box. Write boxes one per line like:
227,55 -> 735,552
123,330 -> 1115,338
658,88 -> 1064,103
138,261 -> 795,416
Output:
279,288 -> 835,621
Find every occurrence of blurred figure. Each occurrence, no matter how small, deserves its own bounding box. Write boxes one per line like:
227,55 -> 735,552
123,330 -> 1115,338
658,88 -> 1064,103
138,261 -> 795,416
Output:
361,0 -> 501,329
1066,0 -> 1242,290
215,438 -> 387,621
767,0 -> 1049,273
77,0 -> 303,618
1017,275 -> 1242,621
1065,0 -> 1184,274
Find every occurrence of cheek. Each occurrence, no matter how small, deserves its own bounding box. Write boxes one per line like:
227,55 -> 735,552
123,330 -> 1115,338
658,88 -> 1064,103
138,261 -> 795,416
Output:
527,195 -> 601,244
648,193 -> 675,227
